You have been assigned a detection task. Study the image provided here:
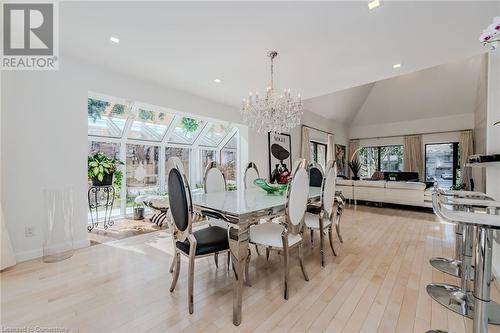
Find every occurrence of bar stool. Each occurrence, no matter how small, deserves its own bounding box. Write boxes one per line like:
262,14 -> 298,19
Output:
428,191 -> 500,333
430,189 -> 494,278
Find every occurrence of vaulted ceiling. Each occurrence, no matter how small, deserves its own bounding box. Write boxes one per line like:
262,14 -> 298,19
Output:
61,1 -> 496,112
305,54 -> 486,125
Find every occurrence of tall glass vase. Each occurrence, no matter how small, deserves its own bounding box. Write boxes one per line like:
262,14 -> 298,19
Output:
42,187 -> 75,263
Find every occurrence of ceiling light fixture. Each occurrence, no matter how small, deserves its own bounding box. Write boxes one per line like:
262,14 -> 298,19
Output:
214,78 -> 221,83
368,0 -> 381,10
109,36 -> 120,44
241,51 -> 303,134
393,63 -> 402,69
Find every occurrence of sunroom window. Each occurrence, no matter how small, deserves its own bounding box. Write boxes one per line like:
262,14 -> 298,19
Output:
199,123 -> 233,147
87,97 -> 129,138
87,94 -> 241,219
169,117 -> 205,144
127,108 -> 175,141
125,144 -> 160,214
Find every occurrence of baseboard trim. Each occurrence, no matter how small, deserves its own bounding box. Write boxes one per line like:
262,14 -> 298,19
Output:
15,238 -> 90,263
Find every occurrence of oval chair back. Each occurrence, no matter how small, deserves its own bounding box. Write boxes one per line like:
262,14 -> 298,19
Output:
291,158 -> 303,177
309,162 -> 324,187
168,167 -> 193,241
244,162 -> 259,189
285,159 -> 310,235
322,162 -> 337,219
204,161 -> 226,193
165,156 -> 185,191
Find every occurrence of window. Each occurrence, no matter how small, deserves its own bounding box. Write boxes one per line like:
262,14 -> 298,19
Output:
87,95 -> 240,218
310,141 -> 327,170
87,141 -> 122,217
199,123 -> 233,147
127,108 -> 175,142
359,145 -> 403,178
359,147 -> 379,178
165,147 -> 190,183
425,143 -> 460,189
380,146 -> 403,172
125,144 -> 160,213
88,141 -> 120,159
87,97 -> 129,138
169,117 -> 205,144
220,134 -> 238,190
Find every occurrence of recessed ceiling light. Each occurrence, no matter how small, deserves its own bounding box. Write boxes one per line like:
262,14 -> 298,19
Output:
214,78 -> 222,83
368,0 -> 381,10
393,63 -> 402,69
109,36 -> 120,44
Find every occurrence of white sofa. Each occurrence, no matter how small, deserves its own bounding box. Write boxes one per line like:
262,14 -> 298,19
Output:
336,179 -> 431,208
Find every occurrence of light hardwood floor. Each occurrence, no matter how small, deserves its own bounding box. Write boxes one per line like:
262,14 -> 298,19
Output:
1,205 -> 499,333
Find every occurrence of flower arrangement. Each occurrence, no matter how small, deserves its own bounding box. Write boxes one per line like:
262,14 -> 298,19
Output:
479,16 -> 500,50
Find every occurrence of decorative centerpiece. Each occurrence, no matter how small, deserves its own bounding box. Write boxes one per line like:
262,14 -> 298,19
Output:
254,178 -> 288,194
88,153 -> 124,186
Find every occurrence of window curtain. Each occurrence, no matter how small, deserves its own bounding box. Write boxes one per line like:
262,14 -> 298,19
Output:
301,126 -> 311,162
327,134 -> 335,163
403,135 -> 423,181
459,130 -> 474,190
348,139 -> 360,177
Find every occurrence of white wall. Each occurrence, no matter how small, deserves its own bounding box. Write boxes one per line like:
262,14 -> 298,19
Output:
350,113 -> 474,140
1,56 -> 344,262
486,51 -> 500,280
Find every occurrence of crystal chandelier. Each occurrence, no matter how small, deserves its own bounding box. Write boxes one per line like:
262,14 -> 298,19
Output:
241,51 -> 303,133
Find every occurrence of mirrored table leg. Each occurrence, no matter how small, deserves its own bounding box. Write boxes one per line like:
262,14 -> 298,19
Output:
229,222 -> 250,326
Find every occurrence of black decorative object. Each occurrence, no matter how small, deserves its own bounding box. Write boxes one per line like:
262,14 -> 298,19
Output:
268,132 -> 292,183
87,185 -> 115,231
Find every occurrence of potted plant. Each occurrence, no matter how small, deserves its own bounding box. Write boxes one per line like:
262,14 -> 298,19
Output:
88,153 -> 124,186
348,159 -> 361,180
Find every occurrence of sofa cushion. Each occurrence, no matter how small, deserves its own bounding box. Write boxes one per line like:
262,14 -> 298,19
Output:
336,179 -> 353,186
353,180 -> 386,188
385,181 -> 426,190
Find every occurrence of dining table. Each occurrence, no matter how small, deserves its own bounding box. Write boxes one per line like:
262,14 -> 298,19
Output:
191,186 -> 322,326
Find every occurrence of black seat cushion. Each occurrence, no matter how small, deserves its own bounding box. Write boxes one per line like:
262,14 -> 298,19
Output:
176,226 -> 229,256
306,204 -> 322,214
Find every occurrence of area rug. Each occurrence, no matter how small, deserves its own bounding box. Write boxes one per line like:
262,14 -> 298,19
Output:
88,218 -> 167,246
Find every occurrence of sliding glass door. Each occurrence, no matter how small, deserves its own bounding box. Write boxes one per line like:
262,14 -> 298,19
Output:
425,143 -> 460,189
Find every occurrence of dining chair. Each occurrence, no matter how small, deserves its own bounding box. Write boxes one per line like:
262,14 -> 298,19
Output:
244,162 -> 260,189
167,167 -> 230,314
304,164 -> 338,267
248,158 -> 310,300
306,162 -> 325,242
309,162 -> 324,187
204,161 -> 226,193
203,161 -> 230,268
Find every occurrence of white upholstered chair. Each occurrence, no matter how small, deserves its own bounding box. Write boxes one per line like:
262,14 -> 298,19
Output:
304,163 -> 339,266
244,162 -> 260,189
204,161 -> 226,194
249,159 -> 310,299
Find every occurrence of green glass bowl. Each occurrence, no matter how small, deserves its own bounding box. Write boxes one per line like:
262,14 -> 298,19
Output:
253,178 -> 288,194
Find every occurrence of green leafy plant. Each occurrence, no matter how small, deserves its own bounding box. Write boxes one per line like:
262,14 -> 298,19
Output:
111,104 -> 125,115
138,109 -> 154,121
88,98 -> 109,122
348,159 -> 362,178
87,153 -> 124,182
182,117 -> 199,134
